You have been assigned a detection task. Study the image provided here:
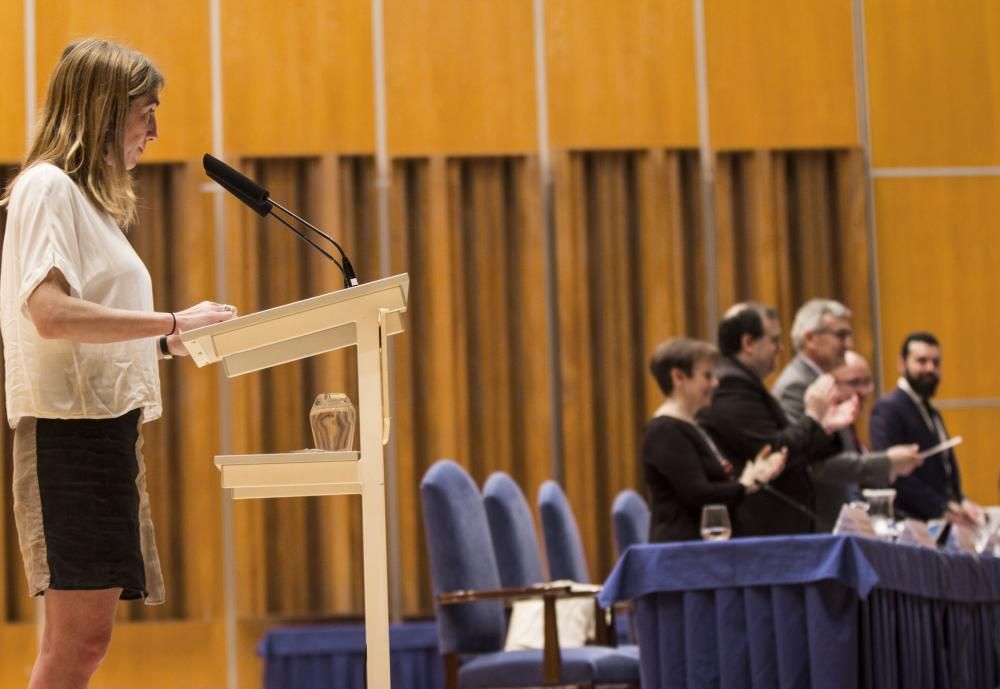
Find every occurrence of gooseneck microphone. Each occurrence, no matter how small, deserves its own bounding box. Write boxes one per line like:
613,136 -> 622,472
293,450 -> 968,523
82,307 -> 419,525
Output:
754,480 -> 819,522
203,154 -> 359,288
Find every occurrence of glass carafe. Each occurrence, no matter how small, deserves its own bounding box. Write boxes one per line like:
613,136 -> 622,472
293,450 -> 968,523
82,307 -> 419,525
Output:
309,393 -> 357,451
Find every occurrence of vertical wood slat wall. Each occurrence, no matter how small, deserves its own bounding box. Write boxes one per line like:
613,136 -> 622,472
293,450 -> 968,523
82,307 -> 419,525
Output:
0,148 -> 871,625
0,1 -> 997,686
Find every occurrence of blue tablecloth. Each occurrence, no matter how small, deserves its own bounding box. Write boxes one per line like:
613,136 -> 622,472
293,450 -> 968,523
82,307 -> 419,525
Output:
258,620 -> 443,689
598,535 -> 1000,689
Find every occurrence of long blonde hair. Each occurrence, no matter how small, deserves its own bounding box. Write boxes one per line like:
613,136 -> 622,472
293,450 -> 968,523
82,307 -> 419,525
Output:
1,39 -> 163,228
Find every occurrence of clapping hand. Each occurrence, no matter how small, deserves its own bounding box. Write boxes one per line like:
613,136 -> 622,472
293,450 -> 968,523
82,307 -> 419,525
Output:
738,444 -> 788,492
804,374 -> 837,420
819,393 -> 858,433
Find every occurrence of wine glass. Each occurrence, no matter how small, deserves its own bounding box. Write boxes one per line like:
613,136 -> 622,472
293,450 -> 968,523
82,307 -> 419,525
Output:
700,504 -> 732,541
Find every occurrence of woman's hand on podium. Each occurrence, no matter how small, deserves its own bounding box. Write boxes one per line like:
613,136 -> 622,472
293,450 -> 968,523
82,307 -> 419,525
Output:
166,301 -> 238,357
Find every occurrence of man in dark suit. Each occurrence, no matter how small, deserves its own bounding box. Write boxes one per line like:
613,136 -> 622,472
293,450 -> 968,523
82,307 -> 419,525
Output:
772,299 -> 921,532
697,302 -> 856,536
871,332 -> 982,525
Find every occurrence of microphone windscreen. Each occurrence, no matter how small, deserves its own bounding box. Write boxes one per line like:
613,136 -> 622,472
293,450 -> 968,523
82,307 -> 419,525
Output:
203,154 -> 272,216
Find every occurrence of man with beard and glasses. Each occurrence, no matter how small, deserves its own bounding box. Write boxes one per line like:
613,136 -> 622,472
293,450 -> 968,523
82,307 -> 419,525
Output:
871,332 -> 983,525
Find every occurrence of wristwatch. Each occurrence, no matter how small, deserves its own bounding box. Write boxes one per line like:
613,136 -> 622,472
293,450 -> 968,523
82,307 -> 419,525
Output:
159,335 -> 174,360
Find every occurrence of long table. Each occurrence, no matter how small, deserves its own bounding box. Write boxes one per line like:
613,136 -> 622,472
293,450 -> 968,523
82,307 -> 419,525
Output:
258,621 -> 442,689
597,535 -> 1000,689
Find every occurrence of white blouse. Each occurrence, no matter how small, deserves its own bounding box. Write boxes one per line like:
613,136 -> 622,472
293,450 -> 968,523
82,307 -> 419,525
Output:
1,163 -> 162,428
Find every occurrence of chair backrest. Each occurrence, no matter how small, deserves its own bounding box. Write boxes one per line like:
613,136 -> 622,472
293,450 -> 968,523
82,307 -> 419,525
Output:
537,480 -> 591,583
420,460 -> 506,655
482,472 -> 545,587
611,489 -> 651,556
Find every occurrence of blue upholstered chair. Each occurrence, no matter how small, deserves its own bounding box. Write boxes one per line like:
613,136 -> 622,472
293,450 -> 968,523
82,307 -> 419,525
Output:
537,480 -> 591,583
420,460 -> 639,689
610,490 -> 650,645
482,472 -> 546,588
611,490 -> 650,557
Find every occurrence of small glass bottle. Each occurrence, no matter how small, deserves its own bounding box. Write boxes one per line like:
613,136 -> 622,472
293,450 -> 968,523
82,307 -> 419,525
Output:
309,393 -> 357,451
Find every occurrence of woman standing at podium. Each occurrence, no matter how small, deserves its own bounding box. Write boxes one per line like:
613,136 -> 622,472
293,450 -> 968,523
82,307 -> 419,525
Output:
0,39 -> 236,688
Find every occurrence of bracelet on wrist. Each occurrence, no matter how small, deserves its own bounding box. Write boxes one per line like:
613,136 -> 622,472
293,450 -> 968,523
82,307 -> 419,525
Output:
166,312 -> 177,336
159,335 -> 174,360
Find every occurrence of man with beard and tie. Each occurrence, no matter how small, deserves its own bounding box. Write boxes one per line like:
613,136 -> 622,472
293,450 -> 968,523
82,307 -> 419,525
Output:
870,332 -> 983,525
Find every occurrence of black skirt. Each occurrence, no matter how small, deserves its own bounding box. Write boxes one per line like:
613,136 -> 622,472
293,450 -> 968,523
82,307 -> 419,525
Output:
12,409 -> 165,602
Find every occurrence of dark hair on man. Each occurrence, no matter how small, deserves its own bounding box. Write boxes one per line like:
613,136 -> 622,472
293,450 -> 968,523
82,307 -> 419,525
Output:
901,332 -> 939,359
650,337 -> 719,396
716,302 -> 779,356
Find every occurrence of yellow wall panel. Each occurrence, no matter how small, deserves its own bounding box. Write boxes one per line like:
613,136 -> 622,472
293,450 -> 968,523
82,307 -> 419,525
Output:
706,0 -> 858,150
865,0 -> 1000,167
35,0 -> 212,162
222,0 -> 375,155
939,407 -> 1000,508
0,1 -> 25,162
874,177 -> 1000,398
384,0 -> 537,155
90,622 -> 226,689
545,0 -> 698,149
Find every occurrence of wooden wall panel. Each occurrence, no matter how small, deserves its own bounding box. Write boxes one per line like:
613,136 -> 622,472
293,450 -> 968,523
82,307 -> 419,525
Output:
511,157 -> 554,500
744,151 -> 790,316
384,0 -> 537,155
874,177 -> 1000,398
710,150 -> 871,380
34,0 -> 212,162
637,150 -> 691,415
389,161 -> 425,612
552,150 -> 601,576
0,625 -> 35,687
865,0 -> 1000,167
227,168 -> 270,617
0,1 -> 25,162
545,0 -> 698,149
834,150 -> 873,362
222,0 -> 375,156
91,622 -> 226,689
307,156 -> 368,615
390,156 -> 552,608
554,150 -> 707,581
713,155 -> 742,311
706,0 -> 858,150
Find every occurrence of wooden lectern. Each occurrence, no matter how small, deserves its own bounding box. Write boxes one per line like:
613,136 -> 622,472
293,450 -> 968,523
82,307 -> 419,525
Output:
181,273 -> 409,689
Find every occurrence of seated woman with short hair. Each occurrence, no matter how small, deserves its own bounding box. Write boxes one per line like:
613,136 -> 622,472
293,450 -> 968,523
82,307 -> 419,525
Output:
643,337 -> 786,541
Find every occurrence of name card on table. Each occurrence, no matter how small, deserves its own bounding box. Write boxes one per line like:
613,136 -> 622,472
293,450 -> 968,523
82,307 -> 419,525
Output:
833,504 -> 876,538
897,519 -> 936,548
951,524 -> 978,554
981,530 -> 999,556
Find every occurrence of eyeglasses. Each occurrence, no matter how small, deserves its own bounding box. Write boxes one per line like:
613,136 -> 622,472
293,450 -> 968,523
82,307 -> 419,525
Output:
836,376 -> 873,390
816,328 -> 853,341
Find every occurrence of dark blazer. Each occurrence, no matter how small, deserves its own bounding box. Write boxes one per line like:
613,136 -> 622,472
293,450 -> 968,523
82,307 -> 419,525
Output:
696,356 -> 831,536
642,415 -> 746,542
870,387 -> 962,520
772,355 -> 891,532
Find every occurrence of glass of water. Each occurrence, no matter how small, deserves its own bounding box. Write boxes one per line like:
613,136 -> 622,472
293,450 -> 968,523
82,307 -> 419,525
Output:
862,488 -> 896,539
700,504 -> 732,541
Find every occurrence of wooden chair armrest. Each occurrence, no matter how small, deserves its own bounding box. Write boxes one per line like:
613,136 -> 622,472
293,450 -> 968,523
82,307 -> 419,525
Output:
438,583 -> 572,605
439,584 -> 568,684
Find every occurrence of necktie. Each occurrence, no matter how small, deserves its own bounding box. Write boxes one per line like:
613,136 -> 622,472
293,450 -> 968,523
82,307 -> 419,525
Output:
921,398 -> 957,498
